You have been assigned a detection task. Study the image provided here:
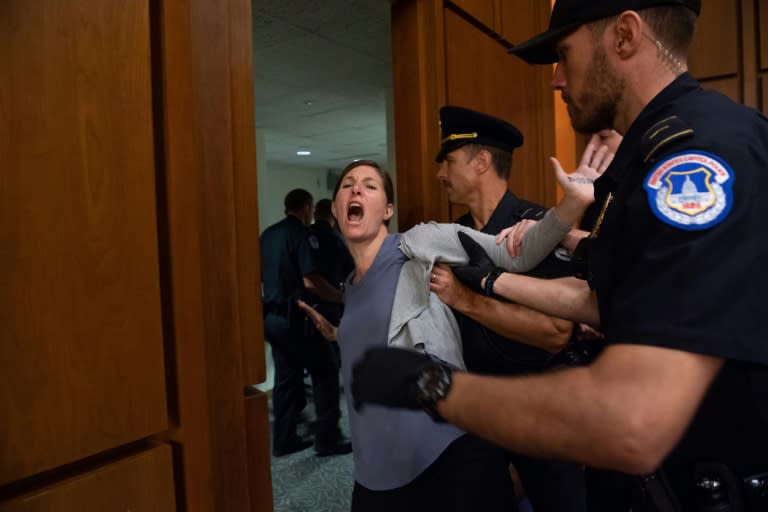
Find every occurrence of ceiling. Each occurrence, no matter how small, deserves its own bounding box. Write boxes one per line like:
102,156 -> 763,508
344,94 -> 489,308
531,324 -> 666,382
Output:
251,0 -> 394,172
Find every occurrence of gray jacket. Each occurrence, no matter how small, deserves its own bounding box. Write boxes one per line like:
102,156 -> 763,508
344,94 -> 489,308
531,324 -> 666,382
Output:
389,208 -> 570,369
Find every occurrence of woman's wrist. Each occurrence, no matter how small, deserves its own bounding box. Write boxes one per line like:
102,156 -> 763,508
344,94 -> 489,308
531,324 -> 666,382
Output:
553,198 -> 587,228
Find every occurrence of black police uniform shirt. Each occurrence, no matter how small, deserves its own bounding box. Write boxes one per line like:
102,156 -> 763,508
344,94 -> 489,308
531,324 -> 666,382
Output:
260,215 -> 318,308
306,219 -> 354,324
456,190 -> 573,375
587,73 -> 768,484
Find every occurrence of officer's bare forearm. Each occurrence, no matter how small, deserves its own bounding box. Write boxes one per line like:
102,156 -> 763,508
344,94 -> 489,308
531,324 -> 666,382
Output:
490,273 -> 599,327
435,346 -> 724,474
456,293 -> 573,353
438,369 -> 612,468
561,229 -> 589,254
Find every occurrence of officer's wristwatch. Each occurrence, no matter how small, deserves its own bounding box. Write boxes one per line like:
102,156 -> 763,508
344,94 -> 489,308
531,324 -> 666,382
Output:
415,362 -> 453,422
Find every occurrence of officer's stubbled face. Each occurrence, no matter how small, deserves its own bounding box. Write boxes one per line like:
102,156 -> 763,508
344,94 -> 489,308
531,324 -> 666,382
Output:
332,165 -> 394,246
436,147 -> 479,206
553,25 -> 624,134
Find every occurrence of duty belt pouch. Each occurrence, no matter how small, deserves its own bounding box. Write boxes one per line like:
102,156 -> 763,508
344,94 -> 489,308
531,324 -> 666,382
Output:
638,471 -> 681,512
691,462 -> 744,512
741,472 -> 768,511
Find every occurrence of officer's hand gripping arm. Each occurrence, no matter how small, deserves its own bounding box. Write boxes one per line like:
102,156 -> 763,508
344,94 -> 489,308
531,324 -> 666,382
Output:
452,231 -> 504,295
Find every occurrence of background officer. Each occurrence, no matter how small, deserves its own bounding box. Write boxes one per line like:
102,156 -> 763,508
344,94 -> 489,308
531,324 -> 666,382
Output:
350,1 -> 768,510
261,188 -> 351,457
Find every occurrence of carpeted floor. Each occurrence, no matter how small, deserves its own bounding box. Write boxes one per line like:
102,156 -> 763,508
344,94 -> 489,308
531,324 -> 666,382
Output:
268,392 -> 535,512
270,442 -> 353,512
270,391 -> 354,512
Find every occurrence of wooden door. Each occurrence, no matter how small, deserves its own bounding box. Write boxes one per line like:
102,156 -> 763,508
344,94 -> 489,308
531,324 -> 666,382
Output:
0,1 -> 272,510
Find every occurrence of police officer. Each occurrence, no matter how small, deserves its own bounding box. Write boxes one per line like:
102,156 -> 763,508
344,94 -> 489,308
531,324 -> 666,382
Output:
432,105 -> 589,512
350,1 -> 768,510
306,198 -> 354,367
261,188 -> 351,457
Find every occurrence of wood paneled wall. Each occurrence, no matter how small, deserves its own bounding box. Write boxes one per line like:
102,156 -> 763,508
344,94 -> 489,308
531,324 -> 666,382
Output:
390,0 -> 447,228
391,0 -> 553,230
688,0 -> 764,111
761,1 -> 768,71
758,0 -> 768,113
450,0 -> 550,44
1,0 -> 271,510
689,1 -> 739,85
442,9 -> 556,220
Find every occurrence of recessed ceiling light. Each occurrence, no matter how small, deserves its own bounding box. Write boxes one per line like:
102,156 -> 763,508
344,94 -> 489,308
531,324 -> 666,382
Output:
297,150 -> 311,156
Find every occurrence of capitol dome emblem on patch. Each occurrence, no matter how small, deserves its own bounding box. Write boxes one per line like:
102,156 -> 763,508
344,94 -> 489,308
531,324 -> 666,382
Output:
643,151 -> 733,230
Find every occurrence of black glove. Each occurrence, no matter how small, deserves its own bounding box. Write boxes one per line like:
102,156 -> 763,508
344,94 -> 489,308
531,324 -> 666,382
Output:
452,231 -> 503,295
351,347 -> 441,412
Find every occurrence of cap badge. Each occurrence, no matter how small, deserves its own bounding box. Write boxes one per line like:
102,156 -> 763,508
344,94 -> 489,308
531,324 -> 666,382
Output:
441,132 -> 478,144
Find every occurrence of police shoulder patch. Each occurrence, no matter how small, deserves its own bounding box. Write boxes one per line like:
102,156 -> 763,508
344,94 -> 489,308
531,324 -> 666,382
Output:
643,151 -> 734,231
308,234 -> 320,249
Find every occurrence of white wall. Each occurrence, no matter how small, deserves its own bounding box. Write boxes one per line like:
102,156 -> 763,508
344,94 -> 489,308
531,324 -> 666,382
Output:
257,158 -> 399,234
385,87 -> 398,232
257,159 -> 336,233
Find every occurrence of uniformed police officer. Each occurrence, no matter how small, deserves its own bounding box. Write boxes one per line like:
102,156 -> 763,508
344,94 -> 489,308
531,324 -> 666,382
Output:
349,1 -> 768,510
306,198 -> 354,367
432,105 -> 589,512
261,188 -> 352,457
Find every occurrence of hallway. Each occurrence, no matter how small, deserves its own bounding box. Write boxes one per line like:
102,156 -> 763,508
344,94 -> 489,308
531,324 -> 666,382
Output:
270,395 -> 353,512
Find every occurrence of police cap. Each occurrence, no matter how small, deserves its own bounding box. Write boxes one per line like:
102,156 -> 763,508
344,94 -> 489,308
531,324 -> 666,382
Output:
435,105 -> 523,163
510,0 -> 701,64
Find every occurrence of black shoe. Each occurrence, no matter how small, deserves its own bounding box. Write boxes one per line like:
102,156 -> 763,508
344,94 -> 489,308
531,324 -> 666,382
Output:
315,439 -> 353,457
273,437 -> 313,457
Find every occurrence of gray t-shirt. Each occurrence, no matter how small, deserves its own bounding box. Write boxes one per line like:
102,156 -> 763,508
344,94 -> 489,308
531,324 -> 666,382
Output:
338,234 -> 464,491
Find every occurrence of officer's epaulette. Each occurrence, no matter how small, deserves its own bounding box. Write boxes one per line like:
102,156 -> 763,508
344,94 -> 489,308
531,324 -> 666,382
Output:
640,115 -> 694,163
517,205 -> 546,220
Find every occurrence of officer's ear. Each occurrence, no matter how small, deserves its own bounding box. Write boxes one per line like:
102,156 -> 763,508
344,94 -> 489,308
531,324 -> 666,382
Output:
473,148 -> 493,176
613,11 -> 642,59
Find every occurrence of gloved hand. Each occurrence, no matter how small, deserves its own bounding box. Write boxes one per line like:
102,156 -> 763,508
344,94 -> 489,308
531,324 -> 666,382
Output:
452,231 -> 503,294
351,347 -> 439,412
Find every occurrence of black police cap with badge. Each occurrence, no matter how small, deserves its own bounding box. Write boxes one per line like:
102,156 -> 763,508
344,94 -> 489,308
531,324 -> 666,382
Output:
509,0 -> 701,64
435,105 -> 523,163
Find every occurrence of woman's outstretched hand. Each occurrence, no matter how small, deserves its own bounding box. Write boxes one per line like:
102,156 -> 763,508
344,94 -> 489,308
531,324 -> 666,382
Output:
551,131 -> 621,225
296,299 -> 338,341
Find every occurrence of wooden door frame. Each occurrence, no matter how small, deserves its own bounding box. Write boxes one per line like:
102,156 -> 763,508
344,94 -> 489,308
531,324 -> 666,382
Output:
156,0 -> 269,510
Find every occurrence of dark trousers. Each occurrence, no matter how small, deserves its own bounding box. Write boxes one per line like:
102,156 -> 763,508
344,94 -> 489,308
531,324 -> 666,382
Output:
265,312 -> 342,450
509,453 -> 587,512
351,435 -> 518,512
